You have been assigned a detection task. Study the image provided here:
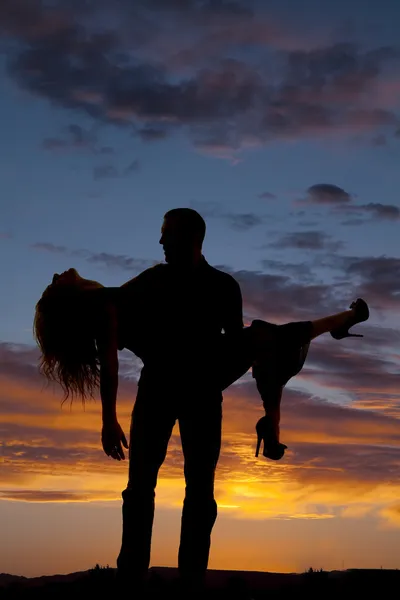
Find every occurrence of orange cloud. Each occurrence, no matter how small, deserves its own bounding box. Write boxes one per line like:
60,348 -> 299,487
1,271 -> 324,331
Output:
2,337 -> 400,577
1,340 -> 400,536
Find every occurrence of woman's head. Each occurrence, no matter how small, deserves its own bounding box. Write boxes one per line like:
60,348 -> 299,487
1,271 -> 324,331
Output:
34,268 -> 104,402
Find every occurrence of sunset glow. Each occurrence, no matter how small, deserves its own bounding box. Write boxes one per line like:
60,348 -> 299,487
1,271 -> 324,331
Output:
1,0 -> 400,579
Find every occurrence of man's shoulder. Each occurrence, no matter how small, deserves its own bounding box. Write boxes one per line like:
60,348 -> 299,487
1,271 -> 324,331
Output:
121,262 -> 167,289
138,262 -> 167,278
205,263 -> 240,290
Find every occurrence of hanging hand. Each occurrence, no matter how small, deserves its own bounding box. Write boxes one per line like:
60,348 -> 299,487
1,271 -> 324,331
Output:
101,418 -> 129,461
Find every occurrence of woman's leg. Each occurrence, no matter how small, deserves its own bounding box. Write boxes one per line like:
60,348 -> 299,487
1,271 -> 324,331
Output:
251,298 -> 369,350
252,301 -> 368,459
219,297 -> 369,393
219,319 -> 312,392
310,301 -> 368,340
219,299 -> 369,460
310,311 -> 353,339
252,339 -> 310,460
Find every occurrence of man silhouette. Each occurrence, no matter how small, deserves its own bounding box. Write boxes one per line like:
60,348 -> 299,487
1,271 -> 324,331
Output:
116,208 -> 244,592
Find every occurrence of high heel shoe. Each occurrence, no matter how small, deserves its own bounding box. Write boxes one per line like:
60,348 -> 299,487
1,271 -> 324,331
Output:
255,416 -> 287,461
330,298 -> 369,340
252,337 -> 311,462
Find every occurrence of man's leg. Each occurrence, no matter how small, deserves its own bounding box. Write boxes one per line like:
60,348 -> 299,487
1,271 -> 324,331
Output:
117,380 -> 176,585
177,390 -> 222,588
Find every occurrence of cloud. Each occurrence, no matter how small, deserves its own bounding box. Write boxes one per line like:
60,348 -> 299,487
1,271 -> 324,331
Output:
220,211 -> 268,231
194,140 -> 244,164
190,201 -> 267,231
0,341 -> 180,500
0,490 -> 94,502
223,344 -> 400,446
308,255 -> 398,319
358,203 -> 400,220
1,309 -> 400,528
31,239 -> 400,322
217,266 -> 338,322
307,252 -> 400,314
0,0 -> 71,39
0,342 -> 142,413
42,137 -> 69,151
32,243 -> 396,352
371,134 -> 387,146
221,251 -> 399,327
260,259 -> 315,281
84,252 -> 155,272
297,340 -> 400,409
93,164 -> 119,180
121,0 -> 252,17
32,242 -> 67,253
227,213 -> 264,231
259,191 -> 277,200
98,145 -> 114,154
337,256 -> 400,311
205,379 -> 400,523
333,202 -> 400,222
67,123 -> 94,146
288,442 -> 400,486
267,230 -> 343,252
2,2 -> 400,157
123,159 -> 140,175
42,123 -> 97,152
189,200 -> 222,218
138,127 -> 168,142
31,243 -> 157,273
335,202 -> 400,223
340,217 -> 368,227
93,160 -> 140,179
302,184 -> 400,223
305,184 -> 353,205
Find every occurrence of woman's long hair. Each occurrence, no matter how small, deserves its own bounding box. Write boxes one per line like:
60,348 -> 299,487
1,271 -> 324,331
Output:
33,283 -> 102,404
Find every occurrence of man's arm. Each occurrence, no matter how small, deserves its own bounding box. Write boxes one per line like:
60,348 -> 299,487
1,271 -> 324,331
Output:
120,263 -> 162,292
222,276 -> 244,336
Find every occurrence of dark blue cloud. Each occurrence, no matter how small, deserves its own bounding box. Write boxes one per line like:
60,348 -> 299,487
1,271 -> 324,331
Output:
1,1 -> 399,154
306,184 -> 353,205
267,230 -> 344,252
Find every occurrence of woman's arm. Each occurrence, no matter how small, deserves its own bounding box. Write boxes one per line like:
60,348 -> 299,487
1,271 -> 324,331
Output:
96,301 -> 119,423
95,300 -> 128,460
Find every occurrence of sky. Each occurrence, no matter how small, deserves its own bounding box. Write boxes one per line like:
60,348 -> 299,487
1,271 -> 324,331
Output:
1,0 -> 400,578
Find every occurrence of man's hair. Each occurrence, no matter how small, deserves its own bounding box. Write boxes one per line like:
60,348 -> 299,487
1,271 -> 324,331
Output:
164,208 -> 206,243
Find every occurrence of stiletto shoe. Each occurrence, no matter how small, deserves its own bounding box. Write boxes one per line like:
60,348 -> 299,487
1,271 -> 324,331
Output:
255,416 -> 287,461
330,298 -> 369,340
253,337 -> 311,462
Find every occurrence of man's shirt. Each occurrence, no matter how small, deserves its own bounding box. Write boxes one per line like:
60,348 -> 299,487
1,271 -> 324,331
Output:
119,257 -> 243,380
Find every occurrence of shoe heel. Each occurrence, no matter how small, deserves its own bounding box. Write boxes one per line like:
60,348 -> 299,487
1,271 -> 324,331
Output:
255,432 -> 262,457
331,298 -> 369,340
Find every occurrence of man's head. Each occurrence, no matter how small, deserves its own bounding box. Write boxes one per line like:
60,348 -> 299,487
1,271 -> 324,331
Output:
160,208 -> 206,266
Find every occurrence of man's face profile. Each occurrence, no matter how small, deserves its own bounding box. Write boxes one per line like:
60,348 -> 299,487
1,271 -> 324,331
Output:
159,216 -> 199,265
